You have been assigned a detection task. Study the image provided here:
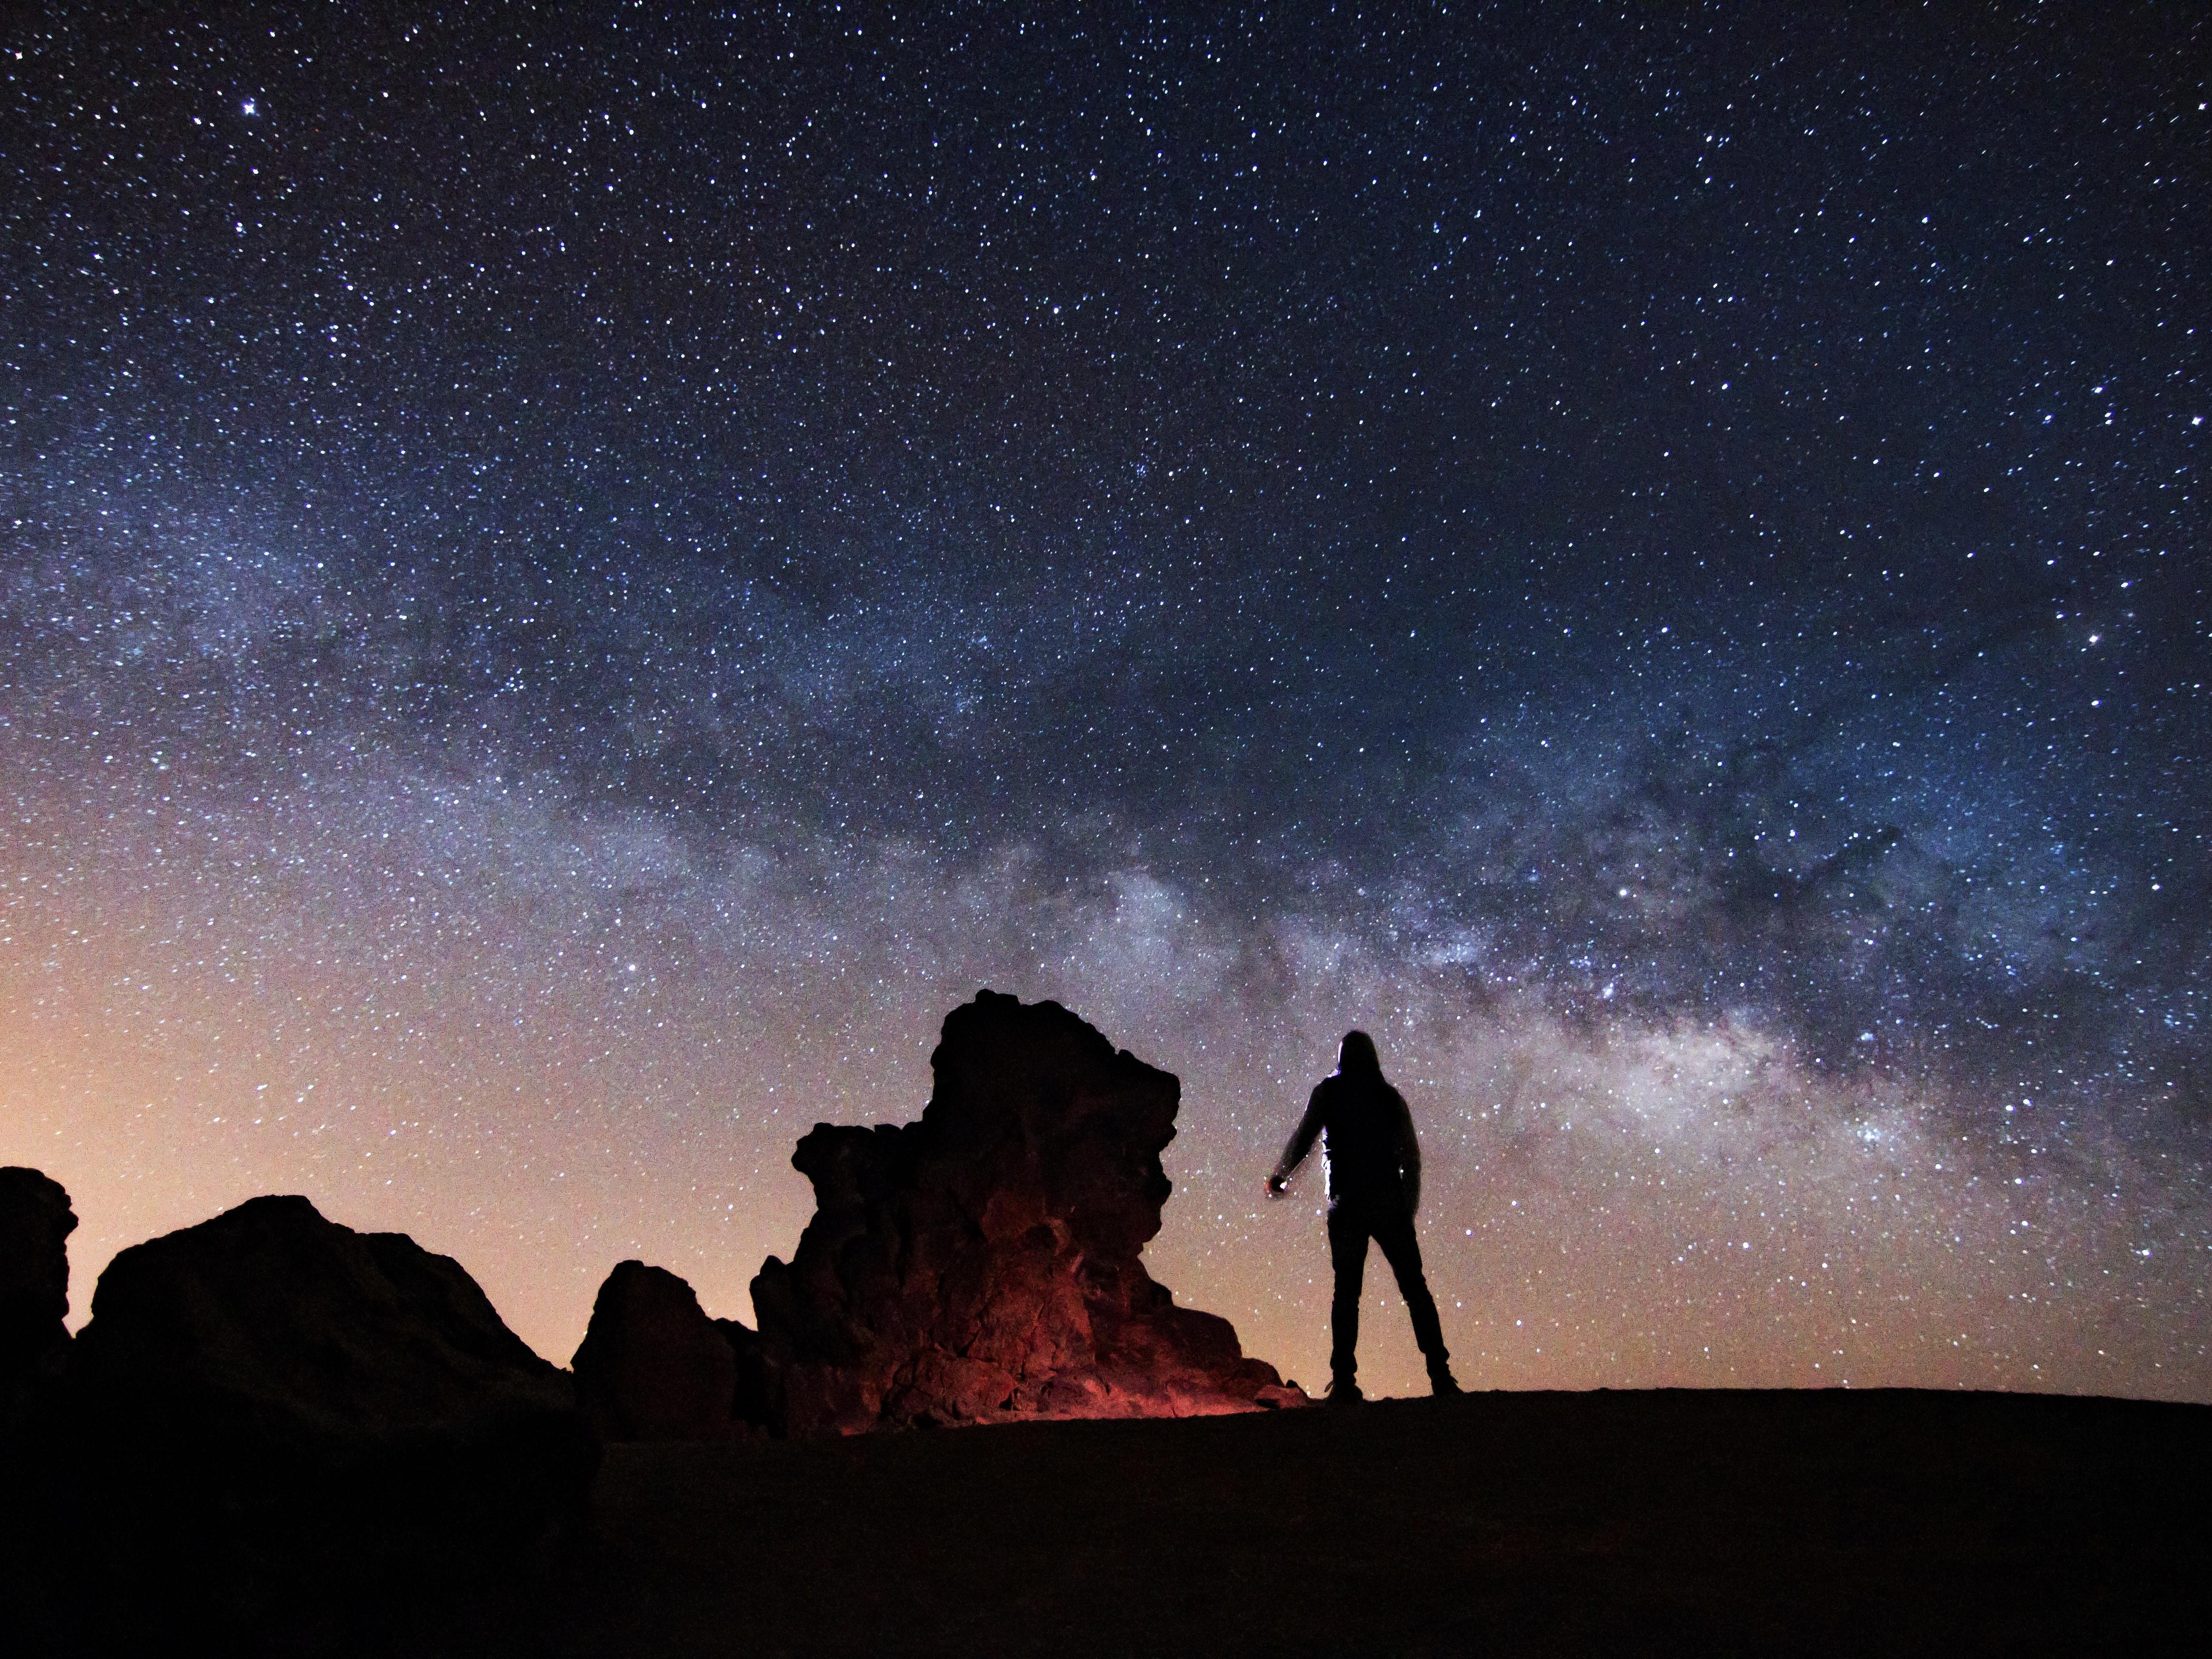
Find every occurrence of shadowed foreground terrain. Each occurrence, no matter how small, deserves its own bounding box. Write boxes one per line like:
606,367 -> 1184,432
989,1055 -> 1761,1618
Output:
423,1388 -> 2210,1657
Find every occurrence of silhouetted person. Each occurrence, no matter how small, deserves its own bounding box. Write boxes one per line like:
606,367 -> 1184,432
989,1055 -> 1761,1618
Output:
1266,1031 -> 1457,1402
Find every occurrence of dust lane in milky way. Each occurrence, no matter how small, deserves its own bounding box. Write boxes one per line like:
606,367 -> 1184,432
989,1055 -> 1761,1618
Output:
2,5 -> 2207,1401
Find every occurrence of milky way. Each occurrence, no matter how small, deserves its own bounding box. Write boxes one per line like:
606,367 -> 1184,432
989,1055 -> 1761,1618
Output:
4,5 -> 2209,1401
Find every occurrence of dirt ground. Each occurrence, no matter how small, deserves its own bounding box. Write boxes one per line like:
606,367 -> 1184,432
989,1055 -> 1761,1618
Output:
409,1387 -> 2209,1657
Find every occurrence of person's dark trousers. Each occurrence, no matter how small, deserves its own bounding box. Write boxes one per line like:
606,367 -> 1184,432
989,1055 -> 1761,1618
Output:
1326,1200 -> 1449,1389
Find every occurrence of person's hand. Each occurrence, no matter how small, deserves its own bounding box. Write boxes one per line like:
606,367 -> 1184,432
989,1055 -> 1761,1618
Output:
1264,1174 -> 1287,1200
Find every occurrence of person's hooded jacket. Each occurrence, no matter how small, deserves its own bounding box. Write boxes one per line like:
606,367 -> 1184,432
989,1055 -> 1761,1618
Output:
1271,1031 -> 1421,1215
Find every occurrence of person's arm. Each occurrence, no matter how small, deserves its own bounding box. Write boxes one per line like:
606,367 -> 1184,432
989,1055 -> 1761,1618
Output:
1393,1087 -> 1422,1215
1266,1087 -> 1326,1197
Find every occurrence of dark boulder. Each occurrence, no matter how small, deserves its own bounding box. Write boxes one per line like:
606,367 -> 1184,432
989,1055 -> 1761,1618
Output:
0,1167 -> 75,1425
58,1194 -> 597,1638
572,1259 -> 769,1439
752,991 -> 1307,1434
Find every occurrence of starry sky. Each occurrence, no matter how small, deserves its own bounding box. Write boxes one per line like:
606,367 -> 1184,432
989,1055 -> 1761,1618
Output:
4,3 -> 2209,1403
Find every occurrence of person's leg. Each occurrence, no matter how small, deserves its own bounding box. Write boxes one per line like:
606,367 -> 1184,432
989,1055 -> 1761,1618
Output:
1325,1205 -> 1370,1393
1371,1208 -> 1452,1381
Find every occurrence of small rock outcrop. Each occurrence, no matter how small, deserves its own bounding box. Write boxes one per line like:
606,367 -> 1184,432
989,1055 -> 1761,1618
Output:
572,1259 -> 768,1439
0,1167 -> 75,1424
66,1194 -> 597,1607
752,990 -> 1307,1434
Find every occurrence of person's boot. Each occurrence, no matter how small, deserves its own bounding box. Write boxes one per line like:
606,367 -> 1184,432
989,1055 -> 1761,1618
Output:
1426,1360 -> 1461,1398
1326,1375 -> 1365,1406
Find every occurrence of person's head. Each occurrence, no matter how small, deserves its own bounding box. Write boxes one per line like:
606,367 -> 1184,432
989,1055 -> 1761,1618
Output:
1336,1030 -> 1381,1077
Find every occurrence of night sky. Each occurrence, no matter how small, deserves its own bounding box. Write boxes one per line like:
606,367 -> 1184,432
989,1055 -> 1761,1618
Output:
5,4 -> 2209,1403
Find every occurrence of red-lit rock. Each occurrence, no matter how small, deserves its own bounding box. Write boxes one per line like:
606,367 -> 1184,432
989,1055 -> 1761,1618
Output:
0,1166 -> 76,1425
752,991 -> 1308,1433
572,1259 -> 768,1439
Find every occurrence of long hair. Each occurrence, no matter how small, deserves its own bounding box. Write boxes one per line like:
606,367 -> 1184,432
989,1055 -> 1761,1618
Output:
1336,1029 -> 1382,1077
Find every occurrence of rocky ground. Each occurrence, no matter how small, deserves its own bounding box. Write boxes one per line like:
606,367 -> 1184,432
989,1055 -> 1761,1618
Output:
412,1386 -> 2210,1658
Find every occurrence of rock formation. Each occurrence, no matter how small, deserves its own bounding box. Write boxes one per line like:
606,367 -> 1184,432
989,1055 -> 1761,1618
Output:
752,990 -> 1307,1434
0,1167 -> 75,1425
572,1259 -> 769,1439
65,1194 -> 597,1605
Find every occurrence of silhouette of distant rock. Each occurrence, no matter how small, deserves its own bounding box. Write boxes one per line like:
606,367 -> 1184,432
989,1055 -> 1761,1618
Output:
752,990 -> 1307,1433
0,1167 -> 75,1426
59,1194 -> 596,1635
573,1259 -> 769,1439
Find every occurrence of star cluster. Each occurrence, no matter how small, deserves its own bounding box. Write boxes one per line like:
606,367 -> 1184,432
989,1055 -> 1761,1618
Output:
3,4 -> 2208,1400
